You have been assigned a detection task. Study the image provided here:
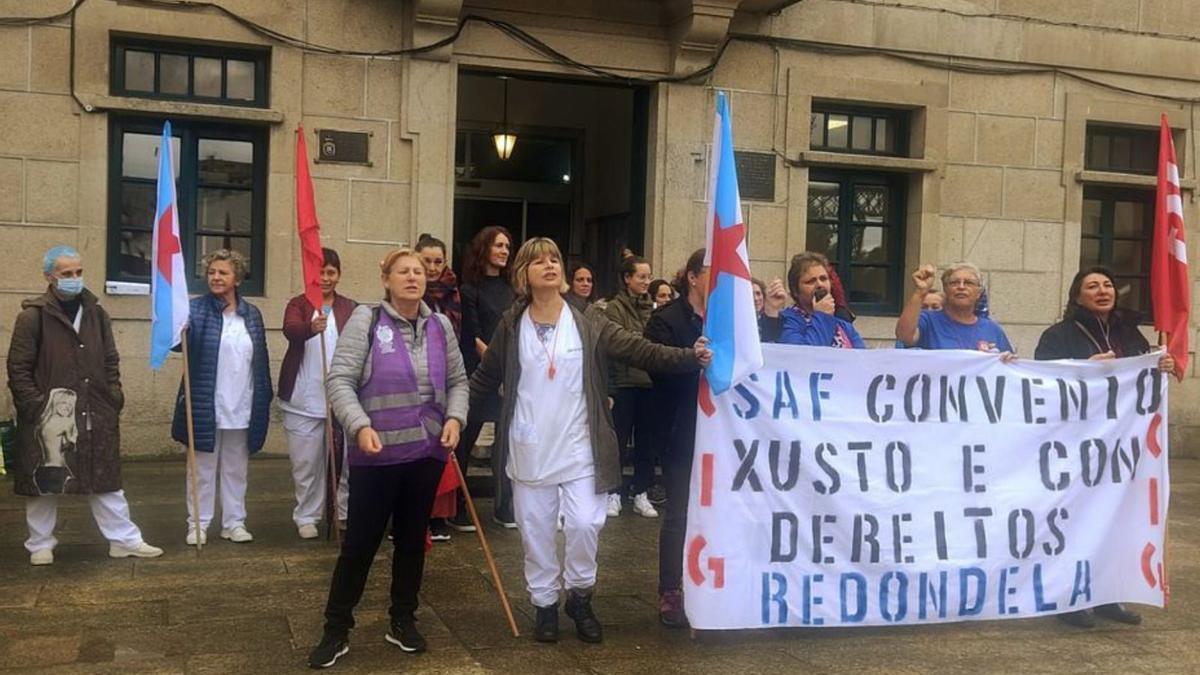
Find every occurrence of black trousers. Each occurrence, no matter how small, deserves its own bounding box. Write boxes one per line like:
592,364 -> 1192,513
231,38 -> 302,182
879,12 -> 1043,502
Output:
612,387 -> 658,496
322,457 -> 444,636
456,394 -> 512,521
657,444 -> 693,594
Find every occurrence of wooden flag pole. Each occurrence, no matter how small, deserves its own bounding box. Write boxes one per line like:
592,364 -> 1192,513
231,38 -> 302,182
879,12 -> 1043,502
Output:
318,328 -> 342,545
1158,330 -> 1172,604
450,451 -> 520,637
180,329 -> 203,553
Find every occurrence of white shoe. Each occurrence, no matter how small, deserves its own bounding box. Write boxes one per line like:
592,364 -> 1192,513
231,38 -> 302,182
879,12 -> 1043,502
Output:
606,493 -> 622,518
30,549 -> 53,566
298,524 -> 320,539
110,542 -> 164,559
221,526 -> 254,543
185,529 -> 208,546
632,492 -> 659,518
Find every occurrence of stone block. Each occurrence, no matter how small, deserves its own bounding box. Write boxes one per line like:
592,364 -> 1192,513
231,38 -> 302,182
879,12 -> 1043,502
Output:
0,157 -> 22,221
996,0 -> 1139,30
30,25 -> 69,94
776,0 -> 875,45
388,129 -> 414,182
1140,0 -> 1200,37
940,164 -> 1003,218
25,160 -> 78,224
747,205 -> 787,262
962,218 -> 1023,270
729,91 -> 776,150
987,270 -> 1061,324
873,4 -> 939,53
976,115 -> 1034,167
0,92 -> 80,159
749,259 -> 786,285
1022,220 -> 1065,272
946,112 -> 975,163
0,224 -> 76,290
366,58 -> 402,120
349,180 -> 411,244
305,0 -> 406,54
312,178 -> 349,236
302,54 -> 365,118
949,72 -> 1054,117
710,41 -> 775,94
0,25 -> 29,90
1004,168 -> 1065,221
1035,119 -> 1064,168
937,216 -> 963,264
934,11 -> 1022,62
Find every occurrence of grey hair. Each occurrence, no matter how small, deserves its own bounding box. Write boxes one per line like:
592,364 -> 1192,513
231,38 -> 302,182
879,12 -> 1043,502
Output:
202,248 -> 249,282
941,262 -> 982,288
42,245 -> 80,274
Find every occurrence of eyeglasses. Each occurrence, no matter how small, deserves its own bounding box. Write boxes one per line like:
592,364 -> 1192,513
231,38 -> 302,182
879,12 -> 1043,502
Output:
946,279 -> 979,288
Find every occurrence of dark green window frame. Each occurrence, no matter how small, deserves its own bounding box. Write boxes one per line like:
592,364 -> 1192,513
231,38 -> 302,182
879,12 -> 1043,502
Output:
1081,185 -> 1154,320
111,37 -> 270,108
106,116 -> 269,295
810,105 -> 909,157
806,169 -> 907,315
1085,124 -> 1157,176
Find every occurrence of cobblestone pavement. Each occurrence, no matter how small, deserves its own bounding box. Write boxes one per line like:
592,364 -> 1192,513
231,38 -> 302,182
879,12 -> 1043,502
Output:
1,457 -> 1197,674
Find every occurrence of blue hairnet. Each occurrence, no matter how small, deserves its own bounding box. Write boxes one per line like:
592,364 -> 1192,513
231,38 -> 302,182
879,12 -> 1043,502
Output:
43,245 -> 81,275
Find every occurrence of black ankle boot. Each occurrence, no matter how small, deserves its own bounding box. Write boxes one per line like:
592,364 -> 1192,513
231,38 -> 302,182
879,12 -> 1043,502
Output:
533,604 -> 559,643
1094,603 -> 1142,625
564,590 -> 603,643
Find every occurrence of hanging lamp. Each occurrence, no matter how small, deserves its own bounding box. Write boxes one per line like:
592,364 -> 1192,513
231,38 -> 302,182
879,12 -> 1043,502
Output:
492,76 -> 517,160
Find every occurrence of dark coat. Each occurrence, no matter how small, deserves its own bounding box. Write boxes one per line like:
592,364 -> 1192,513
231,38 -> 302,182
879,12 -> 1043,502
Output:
171,292 -> 273,453
1034,308 -> 1150,361
278,292 -> 357,403
469,299 -> 700,493
7,287 -> 125,496
460,275 -> 515,374
604,289 -> 654,388
644,297 -> 704,461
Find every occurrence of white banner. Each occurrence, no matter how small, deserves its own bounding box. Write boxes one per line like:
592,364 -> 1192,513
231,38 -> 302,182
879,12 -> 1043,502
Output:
684,345 -> 1170,629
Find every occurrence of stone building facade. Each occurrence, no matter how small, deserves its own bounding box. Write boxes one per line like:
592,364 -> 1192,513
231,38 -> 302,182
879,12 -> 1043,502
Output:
1,0 -> 1198,455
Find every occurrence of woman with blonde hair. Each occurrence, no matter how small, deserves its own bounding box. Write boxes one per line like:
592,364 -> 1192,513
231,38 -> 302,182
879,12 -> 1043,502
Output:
470,237 -> 711,644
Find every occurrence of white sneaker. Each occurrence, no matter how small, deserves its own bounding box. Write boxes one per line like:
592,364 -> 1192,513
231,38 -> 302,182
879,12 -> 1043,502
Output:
221,526 -> 254,543
606,493 -> 622,518
632,492 -> 659,518
110,542 -> 164,559
29,549 -> 53,566
185,529 -> 208,546
298,524 -> 320,540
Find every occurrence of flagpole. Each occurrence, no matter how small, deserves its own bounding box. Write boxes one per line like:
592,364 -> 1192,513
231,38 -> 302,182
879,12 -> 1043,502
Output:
318,331 -> 342,545
1158,329 -> 1172,605
180,329 -> 203,553
450,451 -> 519,637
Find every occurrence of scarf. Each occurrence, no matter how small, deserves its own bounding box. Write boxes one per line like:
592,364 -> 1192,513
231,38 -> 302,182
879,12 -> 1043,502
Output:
424,268 -> 463,337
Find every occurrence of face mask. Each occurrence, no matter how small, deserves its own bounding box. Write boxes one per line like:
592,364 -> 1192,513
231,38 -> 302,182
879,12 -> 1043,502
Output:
56,277 -> 84,296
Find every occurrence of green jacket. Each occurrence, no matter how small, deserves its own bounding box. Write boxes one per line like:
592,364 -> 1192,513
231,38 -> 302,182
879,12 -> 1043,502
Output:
603,289 -> 654,388
469,299 -> 699,493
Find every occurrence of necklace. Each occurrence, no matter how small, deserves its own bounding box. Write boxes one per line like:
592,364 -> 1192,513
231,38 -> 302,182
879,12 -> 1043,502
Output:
531,314 -> 559,380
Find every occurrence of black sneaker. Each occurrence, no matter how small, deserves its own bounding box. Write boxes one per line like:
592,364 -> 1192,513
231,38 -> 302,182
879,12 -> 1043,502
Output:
1094,603 -> 1142,625
429,519 -> 451,542
385,619 -> 427,653
307,634 -> 349,669
564,590 -> 603,643
1057,609 -> 1096,629
492,515 -> 518,530
533,604 -> 559,643
447,512 -> 476,533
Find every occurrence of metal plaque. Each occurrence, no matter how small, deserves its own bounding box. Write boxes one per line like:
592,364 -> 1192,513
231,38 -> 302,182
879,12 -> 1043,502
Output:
734,150 -> 776,201
315,129 -> 371,165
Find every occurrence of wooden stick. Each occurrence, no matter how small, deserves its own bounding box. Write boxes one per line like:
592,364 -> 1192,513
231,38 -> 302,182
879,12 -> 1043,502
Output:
450,451 -> 520,637
1158,330 -> 1172,605
180,329 -> 203,553
318,326 -> 341,545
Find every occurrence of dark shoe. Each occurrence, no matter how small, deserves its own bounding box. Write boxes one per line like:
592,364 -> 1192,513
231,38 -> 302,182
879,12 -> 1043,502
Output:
1095,603 -> 1142,625
385,619 -> 427,653
307,633 -> 349,669
492,515 -> 518,530
429,519 -> 451,542
564,590 -> 603,643
447,512 -> 476,533
1057,609 -> 1096,628
533,604 -> 559,643
647,484 -> 668,505
658,589 -> 688,628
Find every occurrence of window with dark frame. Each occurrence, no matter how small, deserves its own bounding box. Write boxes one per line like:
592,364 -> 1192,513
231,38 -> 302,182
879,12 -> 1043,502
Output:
810,105 -> 909,157
1085,124 -> 1157,175
806,169 -> 907,314
1080,185 -> 1154,318
108,117 -> 269,295
112,38 -> 269,108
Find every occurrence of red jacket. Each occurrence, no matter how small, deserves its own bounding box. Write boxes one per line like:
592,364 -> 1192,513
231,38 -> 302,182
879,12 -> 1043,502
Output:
278,292 -> 357,403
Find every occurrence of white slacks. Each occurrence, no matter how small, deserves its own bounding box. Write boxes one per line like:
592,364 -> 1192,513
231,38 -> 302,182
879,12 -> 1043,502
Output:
25,490 -> 145,553
511,474 -> 608,608
283,411 -> 343,527
185,428 -> 250,532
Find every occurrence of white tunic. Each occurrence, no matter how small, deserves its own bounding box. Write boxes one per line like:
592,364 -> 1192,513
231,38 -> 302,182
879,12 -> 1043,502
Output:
215,313 -> 253,430
279,308 -> 339,419
507,303 -> 592,486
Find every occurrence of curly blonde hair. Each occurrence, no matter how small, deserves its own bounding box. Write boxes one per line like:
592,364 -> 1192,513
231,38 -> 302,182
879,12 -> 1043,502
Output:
510,237 -> 569,298
202,248 -> 249,282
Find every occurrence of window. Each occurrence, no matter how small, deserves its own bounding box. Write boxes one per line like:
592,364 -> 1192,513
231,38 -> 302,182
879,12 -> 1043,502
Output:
806,169 -> 906,313
108,118 -> 269,294
1081,186 -> 1153,316
112,38 -> 269,107
810,105 -> 908,156
1085,125 -> 1157,175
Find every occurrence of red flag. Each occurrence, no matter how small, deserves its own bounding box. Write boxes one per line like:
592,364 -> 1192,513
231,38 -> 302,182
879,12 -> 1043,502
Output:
1151,114 -> 1190,380
296,127 -> 324,312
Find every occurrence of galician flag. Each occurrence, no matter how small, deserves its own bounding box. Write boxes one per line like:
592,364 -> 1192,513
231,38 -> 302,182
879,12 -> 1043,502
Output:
149,121 -> 190,370
700,91 -> 762,415
1151,113 -> 1190,381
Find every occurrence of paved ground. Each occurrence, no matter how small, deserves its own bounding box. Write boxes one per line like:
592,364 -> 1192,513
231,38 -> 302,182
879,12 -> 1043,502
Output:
1,456 -> 1198,674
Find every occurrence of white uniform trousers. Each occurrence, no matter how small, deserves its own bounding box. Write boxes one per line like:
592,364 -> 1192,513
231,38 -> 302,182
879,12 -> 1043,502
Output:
185,428 -> 250,532
282,411 -> 349,525
25,490 -> 145,553
511,474 -> 608,608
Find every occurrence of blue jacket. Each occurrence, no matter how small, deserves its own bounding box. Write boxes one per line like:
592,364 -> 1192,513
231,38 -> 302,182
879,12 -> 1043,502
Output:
171,293 -> 273,453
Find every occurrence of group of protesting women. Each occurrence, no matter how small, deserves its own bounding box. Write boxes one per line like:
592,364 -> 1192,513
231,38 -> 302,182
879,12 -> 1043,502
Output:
5,234 -> 1175,669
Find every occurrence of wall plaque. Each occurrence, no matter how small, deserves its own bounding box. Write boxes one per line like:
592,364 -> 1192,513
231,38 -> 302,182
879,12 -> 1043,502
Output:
316,129 -> 371,165
734,150 -> 776,201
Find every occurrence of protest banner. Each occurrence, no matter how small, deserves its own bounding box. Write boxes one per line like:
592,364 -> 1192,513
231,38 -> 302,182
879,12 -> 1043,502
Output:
684,345 -> 1169,629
